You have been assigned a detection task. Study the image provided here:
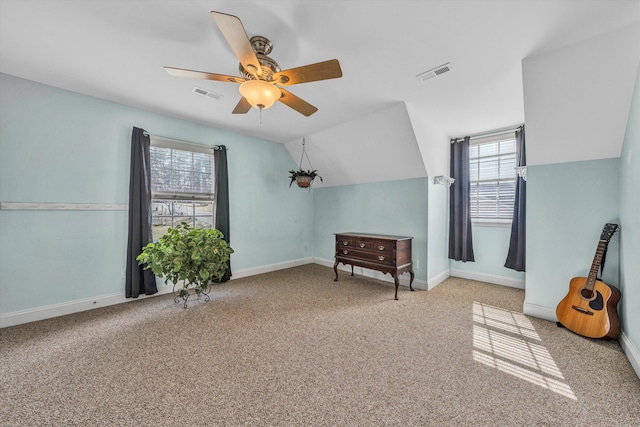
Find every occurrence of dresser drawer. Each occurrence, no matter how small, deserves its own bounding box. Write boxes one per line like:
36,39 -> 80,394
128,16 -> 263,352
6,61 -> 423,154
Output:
373,240 -> 394,254
337,248 -> 395,266
355,239 -> 372,250
337,237 -> 355,248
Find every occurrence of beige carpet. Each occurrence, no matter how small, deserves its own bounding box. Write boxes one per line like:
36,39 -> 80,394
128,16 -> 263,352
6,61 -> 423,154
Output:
1,264 -> 639,426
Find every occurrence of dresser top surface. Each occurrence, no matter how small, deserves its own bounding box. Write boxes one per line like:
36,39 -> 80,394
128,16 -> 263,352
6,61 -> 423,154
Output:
335,232 -> 413,241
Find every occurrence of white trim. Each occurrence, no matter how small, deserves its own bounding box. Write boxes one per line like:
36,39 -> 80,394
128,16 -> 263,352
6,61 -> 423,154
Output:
427,269 -> 450,290
313,257 -> 345,270
452,125 -> 521,143
521,301 -> 640,380
449,269 -> 525,289
522,301 -> 558,322
0,258 -> 314,328
150,135 -> 215,154
152,192 -> 214,201
0,283 -> 175,328
231,257 -> 314,279
471,219 -> 512,228
4,259 -> 636,380
619,331 -> 640,380
0,202 -> 128,211
313,257 -> 428,290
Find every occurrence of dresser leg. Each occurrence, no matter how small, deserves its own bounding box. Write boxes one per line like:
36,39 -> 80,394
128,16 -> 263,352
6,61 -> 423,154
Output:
350,265 -> 354,276
394,275 -> 399,300
333,260 -> 339,281
409,270 -> 415,291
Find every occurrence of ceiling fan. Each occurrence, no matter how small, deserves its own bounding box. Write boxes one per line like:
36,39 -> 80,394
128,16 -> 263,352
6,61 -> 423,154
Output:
164,11 -> 343,117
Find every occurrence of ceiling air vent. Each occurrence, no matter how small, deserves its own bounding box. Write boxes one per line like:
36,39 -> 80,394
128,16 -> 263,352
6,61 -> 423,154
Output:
192,86 -> 223,100
416,62 -> 453,82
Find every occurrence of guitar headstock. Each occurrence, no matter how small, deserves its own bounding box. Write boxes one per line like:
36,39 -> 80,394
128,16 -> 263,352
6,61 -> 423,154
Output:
600,223 -> 619,241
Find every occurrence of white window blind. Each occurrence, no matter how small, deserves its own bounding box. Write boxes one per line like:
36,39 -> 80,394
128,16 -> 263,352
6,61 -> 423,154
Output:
149,137 -> 215,240
469,134 -> 516,221
150,139 -> 214,201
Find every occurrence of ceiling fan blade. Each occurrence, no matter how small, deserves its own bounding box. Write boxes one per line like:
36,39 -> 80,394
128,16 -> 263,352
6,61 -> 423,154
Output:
210,11 -> 261,77
273,59 -> 343,86
278,89 -> 318,116
164,67 -> 244,83
232,97 -> 252,114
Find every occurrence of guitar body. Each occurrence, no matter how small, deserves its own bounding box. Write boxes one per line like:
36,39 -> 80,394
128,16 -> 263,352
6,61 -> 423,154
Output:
556,276 -> 621,340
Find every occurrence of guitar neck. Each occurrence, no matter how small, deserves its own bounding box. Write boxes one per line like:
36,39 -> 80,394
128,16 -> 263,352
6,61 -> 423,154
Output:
585,240 -> 607,290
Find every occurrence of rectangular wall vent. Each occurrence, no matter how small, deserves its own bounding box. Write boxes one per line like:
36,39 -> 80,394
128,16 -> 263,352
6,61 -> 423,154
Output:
193,87 -> 223,100
416,62 -> 453,82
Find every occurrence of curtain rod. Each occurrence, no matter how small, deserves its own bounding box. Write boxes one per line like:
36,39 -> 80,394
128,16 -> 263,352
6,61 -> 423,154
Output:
450,124 -> 523,143
143,132 -> 226,150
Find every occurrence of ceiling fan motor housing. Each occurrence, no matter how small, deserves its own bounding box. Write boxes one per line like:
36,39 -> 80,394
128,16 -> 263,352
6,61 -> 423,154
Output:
250,36 -> 273,55
239,36 -> 281,81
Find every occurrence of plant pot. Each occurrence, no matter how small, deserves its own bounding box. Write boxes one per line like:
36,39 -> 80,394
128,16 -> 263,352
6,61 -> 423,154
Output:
296,175 -> 313,187
137,222 -> 233,308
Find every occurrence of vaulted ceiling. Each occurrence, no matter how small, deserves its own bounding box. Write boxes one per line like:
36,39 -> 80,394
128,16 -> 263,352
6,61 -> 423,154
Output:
1,1 -> 638,183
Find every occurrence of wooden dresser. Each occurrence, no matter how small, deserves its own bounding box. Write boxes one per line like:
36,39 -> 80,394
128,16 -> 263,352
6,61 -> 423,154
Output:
333,232 -> 414,300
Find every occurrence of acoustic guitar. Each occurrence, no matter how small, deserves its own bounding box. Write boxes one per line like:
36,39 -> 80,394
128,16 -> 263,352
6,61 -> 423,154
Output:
556,223 -> 621,340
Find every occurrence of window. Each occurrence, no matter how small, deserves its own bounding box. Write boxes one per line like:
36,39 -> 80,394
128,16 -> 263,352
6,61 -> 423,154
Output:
149,137 -> 215,241
469,134 -> 516,222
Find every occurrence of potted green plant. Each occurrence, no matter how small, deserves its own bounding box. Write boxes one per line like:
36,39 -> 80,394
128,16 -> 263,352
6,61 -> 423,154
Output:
288,169 -> 323,189
137,222 -> 234,308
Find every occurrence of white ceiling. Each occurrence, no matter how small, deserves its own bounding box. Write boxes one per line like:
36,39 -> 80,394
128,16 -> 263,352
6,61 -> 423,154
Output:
1,0 -> 638,147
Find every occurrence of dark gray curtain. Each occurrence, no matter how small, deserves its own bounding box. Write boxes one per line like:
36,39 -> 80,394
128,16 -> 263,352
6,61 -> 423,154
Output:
125,127 -> 157,298
213,145 -> 231,282
449,136 -> 475,262
505,126 -> 526,271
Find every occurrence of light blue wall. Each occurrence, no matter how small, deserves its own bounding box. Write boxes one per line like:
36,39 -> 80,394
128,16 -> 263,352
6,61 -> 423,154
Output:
312,178 -> 428,282
449,225 -> 526,283
619,64 -> 640,354
426,180 -> 449,284
525,158 -> 620,313
0,73 -> 312,314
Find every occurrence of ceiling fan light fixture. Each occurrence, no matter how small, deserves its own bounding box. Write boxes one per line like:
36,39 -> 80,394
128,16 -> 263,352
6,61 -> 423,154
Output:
239,80 -> 281,110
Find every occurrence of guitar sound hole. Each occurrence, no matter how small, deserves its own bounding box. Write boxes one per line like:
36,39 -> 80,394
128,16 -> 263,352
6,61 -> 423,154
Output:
581,289 -> 594,299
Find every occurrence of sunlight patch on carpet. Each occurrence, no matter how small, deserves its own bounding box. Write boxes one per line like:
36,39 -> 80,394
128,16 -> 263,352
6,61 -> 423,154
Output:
472,302 -> 576,400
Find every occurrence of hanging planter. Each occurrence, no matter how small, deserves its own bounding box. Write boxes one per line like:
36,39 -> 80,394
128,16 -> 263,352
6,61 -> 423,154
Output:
289,169 -> 322,188
288,137 -> 323,190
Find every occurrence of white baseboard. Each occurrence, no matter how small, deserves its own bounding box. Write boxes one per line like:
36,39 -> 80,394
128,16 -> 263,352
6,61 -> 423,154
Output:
231,257 -> 314,279
620,332 -> 640,380
313,257 -> 428,290
4,257 -> 639,381
522,301 -> 558,322
449,269 -> 525,289
522,301 -> 640,380
0,283 -> 176,329
1,256 -> 416,328
427,269 -> 450,290
0,257 -> 315,329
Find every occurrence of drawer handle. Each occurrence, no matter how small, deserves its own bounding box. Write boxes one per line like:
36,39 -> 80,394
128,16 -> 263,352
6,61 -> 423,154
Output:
378,245 -> 385,251
359,242 -> 366,248
342,240 -> 349,246
343,249 -> 349,255
378,255 -> 385,261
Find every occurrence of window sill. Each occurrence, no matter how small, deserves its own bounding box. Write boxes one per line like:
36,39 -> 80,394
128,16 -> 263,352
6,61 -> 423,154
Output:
472,219 -> 512,228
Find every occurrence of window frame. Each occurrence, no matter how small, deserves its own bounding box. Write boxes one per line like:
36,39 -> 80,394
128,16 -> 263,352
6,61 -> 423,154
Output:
468,132 -> 517,226
149,137 -> 216,240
